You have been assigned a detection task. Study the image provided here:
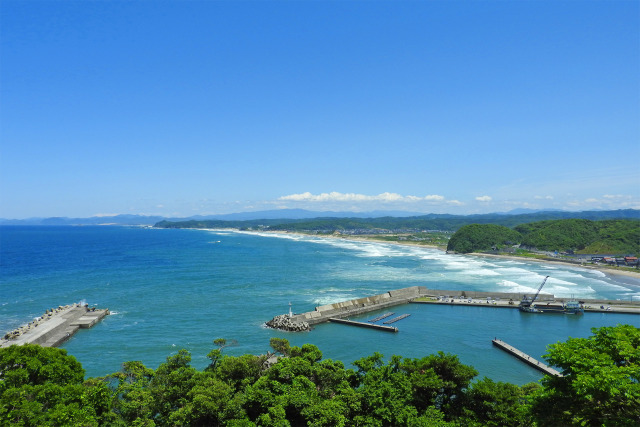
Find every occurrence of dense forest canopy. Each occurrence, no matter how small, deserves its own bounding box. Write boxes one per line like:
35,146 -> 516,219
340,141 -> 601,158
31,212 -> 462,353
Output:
446,219 -> 639,255
516,219 -> 640,254
446,224 -> 522,253
1,325 -> 638,426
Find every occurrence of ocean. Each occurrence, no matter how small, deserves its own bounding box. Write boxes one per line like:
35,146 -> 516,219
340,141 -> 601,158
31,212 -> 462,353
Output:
1,226 -> 638,385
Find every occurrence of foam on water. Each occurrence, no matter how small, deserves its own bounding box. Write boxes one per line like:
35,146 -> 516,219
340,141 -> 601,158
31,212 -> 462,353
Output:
312,293 -> 360,306
238,231 -> 307,242
497,280 -> 539,294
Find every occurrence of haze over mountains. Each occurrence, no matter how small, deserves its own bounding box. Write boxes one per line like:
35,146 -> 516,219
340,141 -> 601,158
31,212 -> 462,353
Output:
0,210 -> 430,225
1,208 -> 638,226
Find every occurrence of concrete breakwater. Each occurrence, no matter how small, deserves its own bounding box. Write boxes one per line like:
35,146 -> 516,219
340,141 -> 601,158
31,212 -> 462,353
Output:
283,286 -> 426,331
266,286 -> 640,331
267,286 -> 434,331
1,303 -> 109,348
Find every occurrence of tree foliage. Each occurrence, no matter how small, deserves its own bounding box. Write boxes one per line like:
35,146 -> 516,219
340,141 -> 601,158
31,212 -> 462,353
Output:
0,344 -> 113,426
531,324 -> 640,426
2,325 -> 639,426
446,224 -> 522,253
446,219 -> 639,254
516,219 -> 640,253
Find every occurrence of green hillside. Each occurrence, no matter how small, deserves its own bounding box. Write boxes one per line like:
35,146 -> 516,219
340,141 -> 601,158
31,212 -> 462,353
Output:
515,219 -> 640,254
446,224 -> 522,253
446,219 -> 639,255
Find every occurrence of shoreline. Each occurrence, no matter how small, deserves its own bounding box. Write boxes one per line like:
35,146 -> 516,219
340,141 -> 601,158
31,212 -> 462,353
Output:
465,252 -> 640,279
244,229 -> 640,281
196,228 -> 639,282
265,230 -> 640,279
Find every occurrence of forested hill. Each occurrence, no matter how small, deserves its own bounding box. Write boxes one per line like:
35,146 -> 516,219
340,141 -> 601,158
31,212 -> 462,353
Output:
446,219 -> 640,255
155,209 -> 640,232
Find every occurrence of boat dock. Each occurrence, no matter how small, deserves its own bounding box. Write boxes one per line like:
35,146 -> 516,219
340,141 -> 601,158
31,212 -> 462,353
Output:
328,317 -> 398,332
383,313 -> 411,324
492,338 -> 563,377
368,312 -> 395,322
1,304 -> 109,348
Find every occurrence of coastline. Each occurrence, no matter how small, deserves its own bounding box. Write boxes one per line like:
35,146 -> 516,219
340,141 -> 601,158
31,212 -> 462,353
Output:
465,252 -> 640,280
234,229 -> 640,281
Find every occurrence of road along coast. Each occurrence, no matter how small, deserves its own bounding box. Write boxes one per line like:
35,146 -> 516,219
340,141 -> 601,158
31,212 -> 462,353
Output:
1,303 -> 109,348
266,286 -> 640,332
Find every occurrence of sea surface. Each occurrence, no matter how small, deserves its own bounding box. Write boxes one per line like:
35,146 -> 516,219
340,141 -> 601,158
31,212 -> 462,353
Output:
1,226 -> 639,385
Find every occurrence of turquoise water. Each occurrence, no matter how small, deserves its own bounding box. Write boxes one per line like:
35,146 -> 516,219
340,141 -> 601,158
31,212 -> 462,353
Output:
1,226 -> 639,385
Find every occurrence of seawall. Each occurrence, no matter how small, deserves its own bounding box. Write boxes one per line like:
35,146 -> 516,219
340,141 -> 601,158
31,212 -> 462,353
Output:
1,304 -> 109,348
289,286 -> 428,326
269,286 -> 640,331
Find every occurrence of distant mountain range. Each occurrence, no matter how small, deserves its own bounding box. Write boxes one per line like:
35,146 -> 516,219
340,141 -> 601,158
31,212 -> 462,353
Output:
0,209 -> 424,226
2,208 -> 637,227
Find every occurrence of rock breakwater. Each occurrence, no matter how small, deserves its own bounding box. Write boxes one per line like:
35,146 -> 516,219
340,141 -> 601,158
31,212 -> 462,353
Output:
266,315 -> 310,332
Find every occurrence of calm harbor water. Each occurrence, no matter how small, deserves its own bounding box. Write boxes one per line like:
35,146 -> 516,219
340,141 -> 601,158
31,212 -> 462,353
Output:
1,226 -> 638,385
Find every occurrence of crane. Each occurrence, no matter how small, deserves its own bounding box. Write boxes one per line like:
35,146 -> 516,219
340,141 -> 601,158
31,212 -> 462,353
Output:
519,276 -> 550,312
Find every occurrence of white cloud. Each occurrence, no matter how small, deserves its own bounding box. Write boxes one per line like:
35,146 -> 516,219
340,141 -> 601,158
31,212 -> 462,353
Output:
534,195 -> 553,200
278,192 -> 447,203
475,195 -> 492,202
556,194 -> 640,211
603,194 -> 628,199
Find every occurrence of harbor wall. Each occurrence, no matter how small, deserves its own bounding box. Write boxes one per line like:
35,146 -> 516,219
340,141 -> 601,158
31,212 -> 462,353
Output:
290,286 -> 562,326
417,289 -> 556,302
291,286 -> 426,325
281,286 -> 640,330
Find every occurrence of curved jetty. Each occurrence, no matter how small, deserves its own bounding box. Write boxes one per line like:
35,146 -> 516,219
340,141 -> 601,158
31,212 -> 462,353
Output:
1,303 -> 109,348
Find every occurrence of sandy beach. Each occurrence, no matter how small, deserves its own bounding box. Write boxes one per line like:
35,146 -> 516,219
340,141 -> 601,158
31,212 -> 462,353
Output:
465,251 -> 640,280
249,229 -> 640,282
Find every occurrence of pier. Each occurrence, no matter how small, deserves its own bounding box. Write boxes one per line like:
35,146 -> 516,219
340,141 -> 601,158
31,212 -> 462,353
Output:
383,313 -> 411,324
368,312 -> 395,322
492,339 -> 563,377
328,318 -> 398,332
1,304 -> 109,348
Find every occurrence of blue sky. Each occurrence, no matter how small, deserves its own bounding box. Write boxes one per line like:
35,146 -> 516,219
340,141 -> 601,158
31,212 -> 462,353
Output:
1,1 -> 638,218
